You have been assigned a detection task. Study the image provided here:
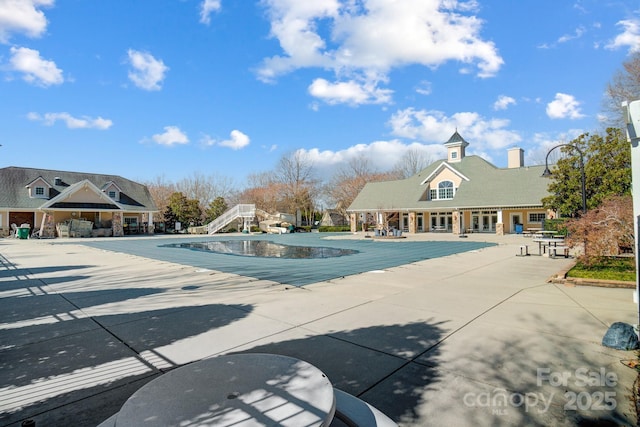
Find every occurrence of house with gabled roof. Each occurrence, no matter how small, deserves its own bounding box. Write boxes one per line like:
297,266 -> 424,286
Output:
346,132 -> 552,235
0,166 -> 159,238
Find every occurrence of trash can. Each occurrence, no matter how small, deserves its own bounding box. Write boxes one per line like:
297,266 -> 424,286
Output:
514,224 -> 523,234
17,227 -> 29,239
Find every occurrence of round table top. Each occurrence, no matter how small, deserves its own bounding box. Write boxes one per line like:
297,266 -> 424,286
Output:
115,353 -> 336,427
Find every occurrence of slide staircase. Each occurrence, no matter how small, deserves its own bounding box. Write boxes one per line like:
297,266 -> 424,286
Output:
207,204 -> 256,235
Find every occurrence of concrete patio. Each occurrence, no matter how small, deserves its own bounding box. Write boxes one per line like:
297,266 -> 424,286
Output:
0,232 -> 637,426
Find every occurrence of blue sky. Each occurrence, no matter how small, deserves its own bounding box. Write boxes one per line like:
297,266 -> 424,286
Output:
1,0 -> 639,187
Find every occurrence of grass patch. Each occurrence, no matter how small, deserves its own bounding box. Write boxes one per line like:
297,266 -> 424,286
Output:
567,256 -> 636,282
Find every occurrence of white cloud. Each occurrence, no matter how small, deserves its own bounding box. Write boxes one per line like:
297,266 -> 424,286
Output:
220,130 -> 250,150
296,106 -> 529,175
298,139 -> 445,175
258,0 -> 503,105
150,126 -> 189,146
415,80 -> 432,96
199,0 -> 221,25
308,78 -> 392,105
557,26 -> 585,44
606,19 -> 640,53
9,46 -> 63,86
127,49 -> 169,91
538,26 -> 587,50
493,95 -> 516,111
200,130 -> 250,150
546,93 -> 585,119
388,107 -> 521,150
219,130 -> 251,150
27,112 -> 112,129
0,0 -> 53,43
200,134 -> 216,146
525,129 -> 585,166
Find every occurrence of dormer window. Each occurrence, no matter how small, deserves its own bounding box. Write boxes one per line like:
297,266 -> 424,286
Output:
451,151 -> 457,159
102,181 -> 122,200
35,186 -> 45,196
439,180 -> 454,199
430,180 -> 456,200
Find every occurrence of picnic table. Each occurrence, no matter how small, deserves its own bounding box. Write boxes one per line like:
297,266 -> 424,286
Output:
522,228 -> 542,237
532,237 -> 567,256
97,353 -> 397,427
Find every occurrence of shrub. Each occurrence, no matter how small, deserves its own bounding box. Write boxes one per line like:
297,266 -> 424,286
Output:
565,195 -> 634,267
543,218 -> 568,236
317,225 -> 351,232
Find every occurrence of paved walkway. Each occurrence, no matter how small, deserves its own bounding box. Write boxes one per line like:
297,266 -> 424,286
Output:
0,232 -> 637,426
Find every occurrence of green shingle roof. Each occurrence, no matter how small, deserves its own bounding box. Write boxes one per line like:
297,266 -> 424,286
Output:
347,155 -> 549,212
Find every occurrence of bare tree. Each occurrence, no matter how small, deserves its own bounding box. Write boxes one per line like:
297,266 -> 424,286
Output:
527,141 -> 567,167
274,151 -> 320,224
145,172 -> 238,225
176,172 -> 236,206
603,52 -> 640,128
392,147 -> 432,178
143,175 -> 176,222
175,172 -> 237,221
325,154 -> 397,217
238,171 -> 285,215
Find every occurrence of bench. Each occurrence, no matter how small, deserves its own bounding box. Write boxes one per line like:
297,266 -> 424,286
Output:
516,245 -> 529,256
549,245 -> 570,258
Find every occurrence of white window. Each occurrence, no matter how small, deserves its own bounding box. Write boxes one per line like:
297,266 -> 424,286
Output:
429,189 -> 437,200
438,181 -> 454,199
529,213 -> 546,222
124,217 -> 138,226
108,190 -> 117,198
451,151 -> 457,159
35,187 -> 45,196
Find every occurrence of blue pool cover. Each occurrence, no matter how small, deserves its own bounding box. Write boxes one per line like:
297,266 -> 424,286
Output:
68,233 -> 496,287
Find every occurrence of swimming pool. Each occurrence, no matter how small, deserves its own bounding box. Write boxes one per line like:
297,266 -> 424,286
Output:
69,233 -> 496,287
163,240 -> 359,259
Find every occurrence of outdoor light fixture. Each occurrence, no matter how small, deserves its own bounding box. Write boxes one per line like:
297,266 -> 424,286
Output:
542,143 -> 587,214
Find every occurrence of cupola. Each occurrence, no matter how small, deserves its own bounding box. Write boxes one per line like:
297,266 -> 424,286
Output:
443,130 -> 468,163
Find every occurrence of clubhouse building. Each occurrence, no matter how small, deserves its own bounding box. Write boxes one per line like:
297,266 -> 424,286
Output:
347,132 -> 551,235
0,167 -> 158,238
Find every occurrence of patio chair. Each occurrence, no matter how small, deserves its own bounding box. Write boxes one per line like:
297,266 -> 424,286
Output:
10,223 -> 18,238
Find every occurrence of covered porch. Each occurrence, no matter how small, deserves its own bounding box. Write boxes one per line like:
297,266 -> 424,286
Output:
35,209 -> 155,238
350,206 -> 550,236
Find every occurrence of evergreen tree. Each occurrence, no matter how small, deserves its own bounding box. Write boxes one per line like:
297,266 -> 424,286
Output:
167,192 -> 203,228
205,196 -> 228,224
542,128 -> 631,217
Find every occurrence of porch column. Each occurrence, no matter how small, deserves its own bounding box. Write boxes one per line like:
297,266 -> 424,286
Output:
350,212 -> 357,232
113,212 -> 124,237
452,211 -> 460,235
409,212 -> 416,233
147,211 -> 155,234
41,212 -> 56,238
496,210 -> 504,236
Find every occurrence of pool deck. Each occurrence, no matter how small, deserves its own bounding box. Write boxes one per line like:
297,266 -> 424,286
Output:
0,232 -> 638,426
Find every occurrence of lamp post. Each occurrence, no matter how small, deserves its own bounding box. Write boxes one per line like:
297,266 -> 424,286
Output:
542,143 -> 587,214
623,100 -> 640,330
